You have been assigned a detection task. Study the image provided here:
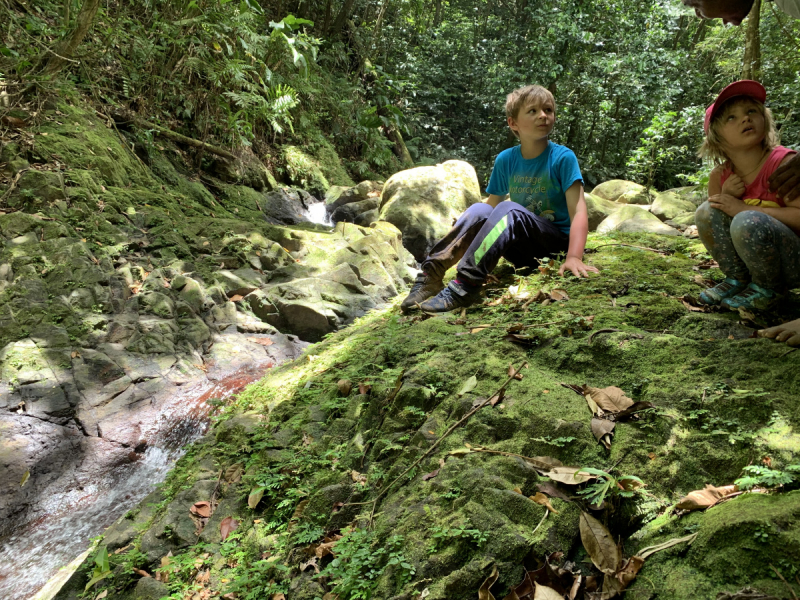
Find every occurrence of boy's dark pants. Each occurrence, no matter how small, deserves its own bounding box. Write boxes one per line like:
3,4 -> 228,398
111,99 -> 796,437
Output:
421,201 -> 569,283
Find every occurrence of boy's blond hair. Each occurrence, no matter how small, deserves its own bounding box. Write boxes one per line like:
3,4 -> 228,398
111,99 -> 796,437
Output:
699,96 -> 779,164
505,85 -> 556,138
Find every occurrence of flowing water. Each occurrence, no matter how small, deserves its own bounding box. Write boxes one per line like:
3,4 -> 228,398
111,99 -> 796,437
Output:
0,364 -> 271,600
304,201 -> 333,226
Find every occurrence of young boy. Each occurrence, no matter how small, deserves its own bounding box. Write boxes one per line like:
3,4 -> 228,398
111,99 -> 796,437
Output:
401,84 -> 598,313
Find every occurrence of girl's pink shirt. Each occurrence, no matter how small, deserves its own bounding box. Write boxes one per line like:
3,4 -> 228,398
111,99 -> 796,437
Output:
720,146 -> 797,207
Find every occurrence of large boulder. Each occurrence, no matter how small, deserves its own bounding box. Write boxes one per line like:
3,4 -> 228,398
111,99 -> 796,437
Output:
379,160 -> 481,261
650,191 -> 696,222
326,180 -> 383,211
664,185 -> 707,207
592,180 -> 651,205
330,196 -> 380,224
585,192 -> 622,231
597,204 -> 680,236
666,211 -> 696,230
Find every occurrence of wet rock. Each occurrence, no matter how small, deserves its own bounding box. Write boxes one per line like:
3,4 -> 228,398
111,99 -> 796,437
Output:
597,204 -> 681,236
379,160 -> 481,261
355,208 -> 379,227
261,188 -> 320,225
330,196 -> 380,223
103,488 -> 165,551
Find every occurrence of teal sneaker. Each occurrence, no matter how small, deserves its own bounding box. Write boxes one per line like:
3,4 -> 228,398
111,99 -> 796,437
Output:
418,280 -> 482,313
721,283 -> 782,311
698,278 -> 749,306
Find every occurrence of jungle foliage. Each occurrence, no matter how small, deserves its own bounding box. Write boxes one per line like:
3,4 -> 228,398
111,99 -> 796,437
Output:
2,0 -> 800,188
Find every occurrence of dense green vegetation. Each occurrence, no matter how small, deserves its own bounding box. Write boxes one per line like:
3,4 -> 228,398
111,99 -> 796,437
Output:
3,0 -> 799,190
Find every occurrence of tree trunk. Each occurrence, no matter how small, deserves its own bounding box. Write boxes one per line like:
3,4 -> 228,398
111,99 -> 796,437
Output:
742,0 -> 762,80
371,0 -> 391,49
433,0 -> 443,27
388,127 -> 413,168
40,0 -> 101,75
331,0 -> 358,37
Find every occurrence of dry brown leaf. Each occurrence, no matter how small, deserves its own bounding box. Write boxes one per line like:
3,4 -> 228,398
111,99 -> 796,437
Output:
350,470 -> 367,485
549,289 -> 569,301
478,565 -> 499,600
513,486 -> 524,494
534,583 -> 564,600
422,469 -> 440,481
530,492 -> 559,513
676,484 -> 738,511
190,501 -> 212,518
591,418 -> 615,450
508,363 -> 524,380
337,379 -> 352,396
535,482 -> 573,503
246,337 -> 274,346
332,501 -> 345,513
579,512 -> 621,575
220,516 -> 239,541
314,539 -> 338,558
133,568 -> 151,577
229,294 -> 244,302
615,555 -> 644,589
290,499 -> 309,524
248,488 -> 264,509
470,324 -> 493,334
546,467 -> 596,485
300,557 -> 319,573
582,385 -> 634,414
224,464 -> 243,484
94,591 -> 108,600
196,570 -> 211,584
524,456 -> 564,473
358,382 -> 372,395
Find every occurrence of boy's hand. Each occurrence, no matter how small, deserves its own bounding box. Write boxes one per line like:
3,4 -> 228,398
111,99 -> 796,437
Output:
721,174 -> 745,198
559,256 -> 599,278
709,193 -> 746,217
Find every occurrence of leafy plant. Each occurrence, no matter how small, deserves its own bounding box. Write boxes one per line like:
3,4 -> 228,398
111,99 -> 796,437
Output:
84,546 -> 112,591
734,464 -> 800,491
576,468 -> 644,506
428,525 -> 488,553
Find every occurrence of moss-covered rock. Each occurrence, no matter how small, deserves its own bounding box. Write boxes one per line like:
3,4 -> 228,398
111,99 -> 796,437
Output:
592,179 -> 652,204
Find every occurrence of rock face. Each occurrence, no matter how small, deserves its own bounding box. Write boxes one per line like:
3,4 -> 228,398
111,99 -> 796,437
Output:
591,179 -> 651,205
664,185 -> 707,207
596,204 -> 680,236
379,160 -> 481,261
261,187 -> 324,225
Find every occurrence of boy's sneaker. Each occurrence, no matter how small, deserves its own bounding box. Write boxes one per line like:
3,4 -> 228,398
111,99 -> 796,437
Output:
721,283 -> 782,311
698,278 -> 748,306
400,273 -> 444,312
418,280 -> 482,313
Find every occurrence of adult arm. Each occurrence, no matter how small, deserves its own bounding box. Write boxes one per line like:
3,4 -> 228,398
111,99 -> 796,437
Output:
559,182 -> 600,278
768,153 -> 800,202
709,157 -> 800,233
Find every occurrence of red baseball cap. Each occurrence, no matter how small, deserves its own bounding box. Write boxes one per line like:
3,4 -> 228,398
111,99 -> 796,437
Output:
704,80 -> 766,134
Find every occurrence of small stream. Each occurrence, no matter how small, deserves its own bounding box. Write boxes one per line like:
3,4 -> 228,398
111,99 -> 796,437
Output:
0,364 -> 271,600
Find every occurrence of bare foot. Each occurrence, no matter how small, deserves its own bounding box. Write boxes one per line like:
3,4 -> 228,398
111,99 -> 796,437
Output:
758,318 -> 800,346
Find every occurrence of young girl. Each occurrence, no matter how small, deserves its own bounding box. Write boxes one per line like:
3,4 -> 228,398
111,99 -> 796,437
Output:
696,80 -> 800,310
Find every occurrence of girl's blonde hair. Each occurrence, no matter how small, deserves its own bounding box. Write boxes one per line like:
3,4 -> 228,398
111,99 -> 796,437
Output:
698,96 -> 779,164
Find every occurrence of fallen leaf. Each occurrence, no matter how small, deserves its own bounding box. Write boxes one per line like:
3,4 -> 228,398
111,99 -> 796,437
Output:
503,333 -> 539,346
132,568 -> 151,577
525,456 -> 564,473
190,501 -> 212,518
337,379 -> 352,396
513,486 -> 524,494
579,512 -> 621,575
247,337 -> 274,346
422,469 -> 440,481
530,492 -> 559,513
358,382 -> 372,395
615,555 -> 644,589
350,470 -> 367,485
676,484 -> 738,511
648,452 -> 656,460
332,501 -> 344,513
300,556 -> 319,573
591,418 -> 615,450
637,532 -> 698,559
680,294 -> 708,312
457,375 -> 478,397
220,516 -> 239,541
534,583 -> 564,600
535,482 -> 573,503
546,467 -> 595,485
582,385 -> 634,414
715,588 -> 777,600
290,499 -> 309,523
508,364 -> 524,380
229,295 -> 244,302
248,488 -> 264,509
478,565 -> 499,600
613,401 -> 655,420
196,570 -> 210,583
20,471 -> 30,487
549,289 -> 569,301
448,448 -> 473,457
224,464 -> 243,484
272,594 -> 286,600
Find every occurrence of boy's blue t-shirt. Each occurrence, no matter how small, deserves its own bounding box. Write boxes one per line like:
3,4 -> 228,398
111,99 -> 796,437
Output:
485,141 -> 583,235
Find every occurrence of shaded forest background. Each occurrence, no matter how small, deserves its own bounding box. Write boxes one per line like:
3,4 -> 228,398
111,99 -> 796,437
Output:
1,0 -> 800,191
